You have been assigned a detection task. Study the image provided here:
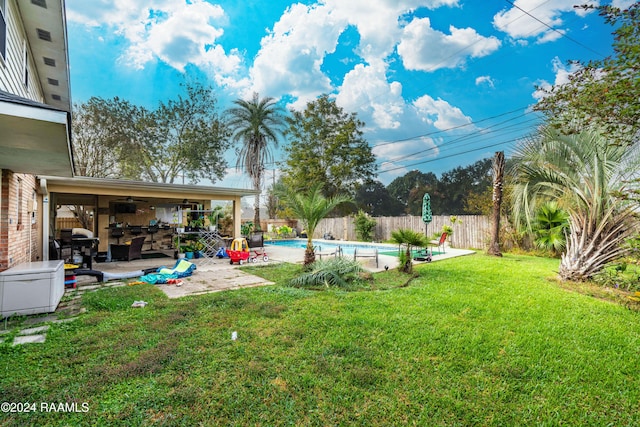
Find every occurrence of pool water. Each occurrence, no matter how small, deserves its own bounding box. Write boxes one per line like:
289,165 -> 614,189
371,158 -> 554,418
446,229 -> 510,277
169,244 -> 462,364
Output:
265,239 -> 400,256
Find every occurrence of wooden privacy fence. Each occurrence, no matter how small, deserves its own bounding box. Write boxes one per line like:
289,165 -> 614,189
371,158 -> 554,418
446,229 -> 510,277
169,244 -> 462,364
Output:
313,215 -> 491,249
55,218 -> 83,231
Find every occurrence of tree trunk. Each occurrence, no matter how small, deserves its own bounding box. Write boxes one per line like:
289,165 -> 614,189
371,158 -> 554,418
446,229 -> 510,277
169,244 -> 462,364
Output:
304,240 -> 316,266
558,210 -> 634,281
254,193 -> 261,231
487,151 -> 504,256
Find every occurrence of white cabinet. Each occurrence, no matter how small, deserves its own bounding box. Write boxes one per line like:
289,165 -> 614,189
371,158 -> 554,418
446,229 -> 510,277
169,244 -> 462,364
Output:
0,261 -> 65,318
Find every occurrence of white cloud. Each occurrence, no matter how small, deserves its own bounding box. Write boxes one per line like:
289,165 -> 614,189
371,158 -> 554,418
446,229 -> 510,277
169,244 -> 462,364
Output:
493,0 -> 598,43
397,17 -> 501,72
247,3 -> 342,107
336,60 -> 405,130
67,0 -> 243,80
475,75 -> 495,88
535,29 -> 565,44
248,0 -> 463,106
532,56 -> 581,100
413,94 -> 473,130
612,0 -> 636,9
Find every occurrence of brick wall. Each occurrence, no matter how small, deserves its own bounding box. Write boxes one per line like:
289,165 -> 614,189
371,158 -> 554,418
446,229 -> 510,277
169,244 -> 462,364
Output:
0,170 -> 41,271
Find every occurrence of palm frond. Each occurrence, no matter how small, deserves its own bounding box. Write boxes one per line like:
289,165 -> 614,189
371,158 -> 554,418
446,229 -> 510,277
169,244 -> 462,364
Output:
288,258 -> 364,289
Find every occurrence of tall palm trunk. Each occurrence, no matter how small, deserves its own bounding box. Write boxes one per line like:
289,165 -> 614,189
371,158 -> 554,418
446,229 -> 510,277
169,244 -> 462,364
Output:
488,151 -> 504,256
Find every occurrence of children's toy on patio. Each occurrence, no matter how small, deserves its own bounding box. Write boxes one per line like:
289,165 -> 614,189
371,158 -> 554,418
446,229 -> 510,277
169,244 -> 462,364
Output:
248,231 -> 268,263
139,259 -> 197,284
228,237 -> 250,265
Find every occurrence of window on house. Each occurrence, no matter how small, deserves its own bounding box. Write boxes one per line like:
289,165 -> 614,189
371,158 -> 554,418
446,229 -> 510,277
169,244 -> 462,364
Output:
0,0 -> 7,62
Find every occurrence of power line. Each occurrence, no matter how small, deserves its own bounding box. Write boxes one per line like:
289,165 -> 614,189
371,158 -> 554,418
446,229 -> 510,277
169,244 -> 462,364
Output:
378,121 -> 538,172
503,0 -> 606,58
375,112 -> 539,166
371,105 -> 530,148
378,137 -> 519,174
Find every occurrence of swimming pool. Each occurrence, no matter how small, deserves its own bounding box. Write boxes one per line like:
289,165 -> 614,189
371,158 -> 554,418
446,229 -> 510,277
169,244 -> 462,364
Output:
265,239 -> 399,255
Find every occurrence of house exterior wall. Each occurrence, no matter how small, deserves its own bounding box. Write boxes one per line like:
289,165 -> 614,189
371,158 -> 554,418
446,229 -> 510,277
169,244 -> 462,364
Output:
0,0 -> 48,271
0,170 -> 41,270
0,0 -> 45,101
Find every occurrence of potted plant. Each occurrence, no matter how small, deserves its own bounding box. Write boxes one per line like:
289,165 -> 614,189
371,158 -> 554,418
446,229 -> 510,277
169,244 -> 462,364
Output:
207,207 -> 223,231
241,221 -> 254,237
193,240 -> 205,258
181,244 -> 194,259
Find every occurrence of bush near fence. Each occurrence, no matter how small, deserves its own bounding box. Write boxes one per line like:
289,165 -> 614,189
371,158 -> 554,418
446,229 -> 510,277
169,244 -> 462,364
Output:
312,215 -> 491,249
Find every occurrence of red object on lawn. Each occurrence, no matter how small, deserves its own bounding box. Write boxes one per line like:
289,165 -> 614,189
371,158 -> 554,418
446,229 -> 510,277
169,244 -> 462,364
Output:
228,250 -> 250,265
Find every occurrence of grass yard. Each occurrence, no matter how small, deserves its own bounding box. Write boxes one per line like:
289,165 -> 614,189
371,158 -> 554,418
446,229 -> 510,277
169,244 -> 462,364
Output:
1,254 -> 639,426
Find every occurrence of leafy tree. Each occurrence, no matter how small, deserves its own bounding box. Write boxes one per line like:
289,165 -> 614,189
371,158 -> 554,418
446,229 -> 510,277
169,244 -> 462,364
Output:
534,3 -> 640,144
281,95 -> 376,208
510,125 -> 640,281
437,158 -> 493,214
280,183 -> 352,265
388,161 -> 493,215
227,93 -> 286,228
72,82 -> 231,183
71,101 -> 121,178
265,178 -> 294,219
355,180 -> 404,216
390,228 -> 427,274
387,170 -> 438,213
464,185 -> 492,215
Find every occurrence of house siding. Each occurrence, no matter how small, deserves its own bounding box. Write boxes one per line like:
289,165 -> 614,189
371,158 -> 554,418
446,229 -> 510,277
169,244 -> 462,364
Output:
0,0 -> 44,102
0,0 -> 47,271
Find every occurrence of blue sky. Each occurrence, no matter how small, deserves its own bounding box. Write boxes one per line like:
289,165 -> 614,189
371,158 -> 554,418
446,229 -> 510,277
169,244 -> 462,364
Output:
65,0 -> 633,189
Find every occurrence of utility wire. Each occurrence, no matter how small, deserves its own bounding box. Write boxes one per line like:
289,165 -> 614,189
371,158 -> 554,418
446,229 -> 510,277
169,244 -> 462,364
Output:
375,112 -> 539,166
378,120 -> 539,170
503,0 -> 606,58
379,137 -> 518,174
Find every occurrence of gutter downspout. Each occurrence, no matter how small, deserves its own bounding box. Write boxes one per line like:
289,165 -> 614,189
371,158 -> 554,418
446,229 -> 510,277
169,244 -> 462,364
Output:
38,178 -> 50,261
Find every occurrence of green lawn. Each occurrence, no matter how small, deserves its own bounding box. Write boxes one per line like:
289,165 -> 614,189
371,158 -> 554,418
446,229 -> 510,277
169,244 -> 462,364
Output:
1,254 -> 639,426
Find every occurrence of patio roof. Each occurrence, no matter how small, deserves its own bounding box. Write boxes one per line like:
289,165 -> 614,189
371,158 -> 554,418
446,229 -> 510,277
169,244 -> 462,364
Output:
39,175 -> 259,200
0,91 -> 72,177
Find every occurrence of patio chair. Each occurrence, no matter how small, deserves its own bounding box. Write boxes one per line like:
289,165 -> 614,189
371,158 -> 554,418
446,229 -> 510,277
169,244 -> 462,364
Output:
353,247 -> 378,268
147,224 -> 159,250
110,236 -> 146,261
111,227 -> 125,244
430,232 -> 448,254
58,228 -> 73,260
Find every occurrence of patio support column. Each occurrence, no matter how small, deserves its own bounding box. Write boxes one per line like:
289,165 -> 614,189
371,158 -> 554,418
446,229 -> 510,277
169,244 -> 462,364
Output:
38,178 -> 50,261
233,196 -> 242,237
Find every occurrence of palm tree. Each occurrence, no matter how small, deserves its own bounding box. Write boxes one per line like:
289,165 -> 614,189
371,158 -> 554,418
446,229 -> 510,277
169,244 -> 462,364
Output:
227,93 -> 285,229
390,228 -> 427,274
510,125 -> 640,281
487,151 -> 505,257
533,201 -> 569,255
281,183 -> 352,265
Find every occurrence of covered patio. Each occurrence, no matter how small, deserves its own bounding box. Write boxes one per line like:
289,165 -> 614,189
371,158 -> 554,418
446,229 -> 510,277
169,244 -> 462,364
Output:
38,175 -> 257,262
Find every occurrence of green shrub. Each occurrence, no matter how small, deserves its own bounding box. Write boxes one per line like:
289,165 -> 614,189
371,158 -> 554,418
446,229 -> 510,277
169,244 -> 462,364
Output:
354,210 -> 377,242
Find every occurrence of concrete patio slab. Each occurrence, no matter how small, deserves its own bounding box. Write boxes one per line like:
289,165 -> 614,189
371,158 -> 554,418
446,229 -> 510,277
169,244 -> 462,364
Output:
19,325 -> 50,335
13,334 -> 46,345
24,315 -> 59,325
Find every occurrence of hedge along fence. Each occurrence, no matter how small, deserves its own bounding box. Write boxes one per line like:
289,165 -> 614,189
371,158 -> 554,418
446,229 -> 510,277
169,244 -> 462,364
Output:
313,215 -> 491,249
